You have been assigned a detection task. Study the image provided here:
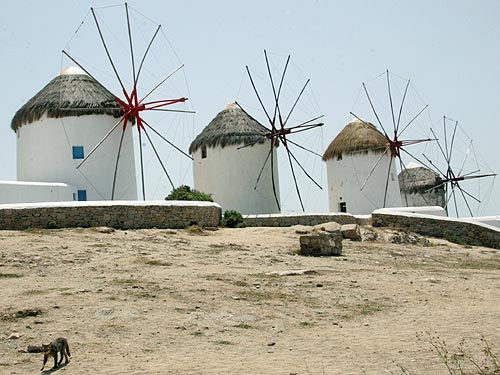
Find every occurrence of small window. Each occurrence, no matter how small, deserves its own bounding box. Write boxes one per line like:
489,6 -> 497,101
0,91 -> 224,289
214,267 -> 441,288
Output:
72,146 -> 85,159
339,202 -> 347,213
201,145 -> 207,159
77,190 -> 87,201
337,154 -> 342,161
72,193 -> 76,201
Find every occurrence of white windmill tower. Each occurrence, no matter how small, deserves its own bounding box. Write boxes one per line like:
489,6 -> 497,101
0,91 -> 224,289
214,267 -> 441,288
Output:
322,118 -> 403,214
189,102 -> 280,215
11,67 -> 137,201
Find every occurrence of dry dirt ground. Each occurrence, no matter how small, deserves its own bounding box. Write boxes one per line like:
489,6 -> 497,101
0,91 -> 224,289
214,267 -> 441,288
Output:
1,225 -> 500,375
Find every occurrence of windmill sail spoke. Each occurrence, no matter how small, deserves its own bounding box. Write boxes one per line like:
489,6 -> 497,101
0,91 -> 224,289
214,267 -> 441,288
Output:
425,180 -> 447,193
457,186 -> 475,216
270,144 -> 281,211
285,143 -> 322,190
76,114 -> 127,169
398,157 -> 409,206
360,146 -> 390,191
61,51 -> 103,86
142,126 -> 175,190
125,3 -> 136,87
283,79 -> 310,127
386,70 -> 397,130
430,127 -> 449,162
400,138 -> 433,147
458,140 -> 473,176
91,7 -> 127,94
273,53 -> 290,124
382,156 -> 394,207
142,120 -> 193,160
462,172 -> 497,180
362,82 -> 389,138
350,111 -> 371,126
443,116 -> 449,163
285,145 -> 305,212
237,138 -> 265,150
246,66 -> 272,126
399,147 -> 435,174
456,184 -> 481,203
452,188 -> 459,217
399,104 -> 428,136
449,119 -> 459,165
287,122 -> 324,134
264,49 -> 289,124
139,64 -> 184,105
111,126 -> 126,200
151,108 -> 195,114
396,79 -> 410,133
286,138 -> 323,158
234,102 -> 271,132
254,147 -> 272,189
423,153 -> 447,178
137,124 -> 146,200
295,114 -> 325,127
460,169 -> 481,178
142,98 -> 188,110
134,25 -> 161,89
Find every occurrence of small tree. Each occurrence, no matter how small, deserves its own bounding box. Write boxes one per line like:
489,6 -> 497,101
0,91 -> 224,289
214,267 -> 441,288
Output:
165,185 -> 213,202
221,210 -> 246,228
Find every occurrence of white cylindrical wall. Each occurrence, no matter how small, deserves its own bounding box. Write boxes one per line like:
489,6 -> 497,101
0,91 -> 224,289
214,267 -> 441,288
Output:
326,151 -> 403,214
192,142 -> 280,215
16,114 -> 137,201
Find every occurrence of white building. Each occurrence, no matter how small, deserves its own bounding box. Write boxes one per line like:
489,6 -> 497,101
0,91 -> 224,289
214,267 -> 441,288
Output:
189,103 -> 280,215
322,118 -> 403,214
9,67 -> 137,202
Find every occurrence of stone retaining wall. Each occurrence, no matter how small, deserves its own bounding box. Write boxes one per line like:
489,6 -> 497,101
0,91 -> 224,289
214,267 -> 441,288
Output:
244,213 -> 368,227
0,201 -> 222,230
372,211 -> 500,249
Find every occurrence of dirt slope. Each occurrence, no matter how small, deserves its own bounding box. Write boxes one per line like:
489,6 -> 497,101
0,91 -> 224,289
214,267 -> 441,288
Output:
1,226 -> 499,374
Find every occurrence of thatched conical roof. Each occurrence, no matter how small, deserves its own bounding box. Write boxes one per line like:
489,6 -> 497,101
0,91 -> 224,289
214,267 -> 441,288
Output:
11,67 -> 123,131
399,163 -> 443,193
189,102 -> 269,154
322,118 -> 388,161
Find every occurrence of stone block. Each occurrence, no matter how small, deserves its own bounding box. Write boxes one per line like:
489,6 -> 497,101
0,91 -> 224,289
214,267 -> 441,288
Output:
313,221 -> 342,233
341,224 -> 361,241
299,232 -> 342,256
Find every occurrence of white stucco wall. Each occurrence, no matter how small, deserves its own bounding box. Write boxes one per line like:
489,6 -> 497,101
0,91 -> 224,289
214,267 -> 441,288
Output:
326,151 -> 403,215
468,216 -> 500,228
0,181 -> 76,204
192,142 -> 280,214
16,113 -> 137,201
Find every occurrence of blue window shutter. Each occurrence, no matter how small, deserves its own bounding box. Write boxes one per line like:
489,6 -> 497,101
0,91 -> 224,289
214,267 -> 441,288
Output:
77,190 -> 87,201
72,146 -> 84,159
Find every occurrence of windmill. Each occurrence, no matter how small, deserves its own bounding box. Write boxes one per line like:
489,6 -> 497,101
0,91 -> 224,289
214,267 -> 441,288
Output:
423,116 -> 496,217
235,50 -> 325,212
350,70 -> 434,209
61,3 -> 194,200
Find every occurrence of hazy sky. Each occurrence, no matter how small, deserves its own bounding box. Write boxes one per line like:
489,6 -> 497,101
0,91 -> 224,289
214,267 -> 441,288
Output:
1,0 -> 499,216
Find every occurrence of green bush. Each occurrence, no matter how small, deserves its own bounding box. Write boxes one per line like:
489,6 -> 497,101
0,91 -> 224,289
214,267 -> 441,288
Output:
165,185 -> 213,202
221,210 -> 246,228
